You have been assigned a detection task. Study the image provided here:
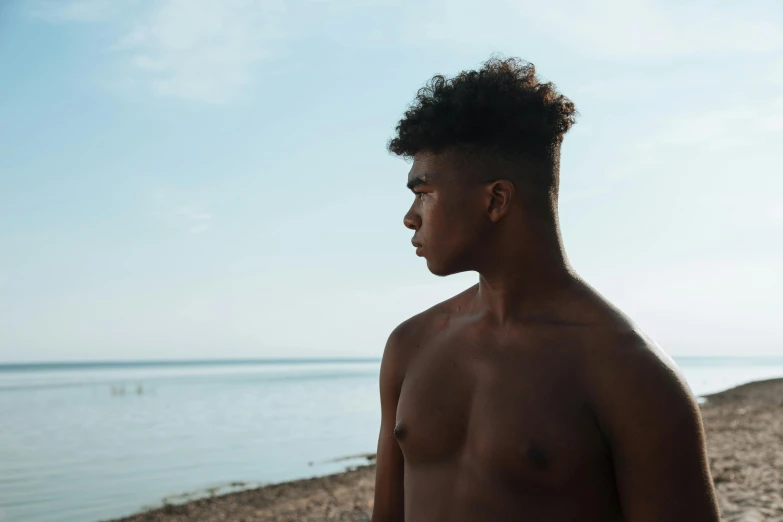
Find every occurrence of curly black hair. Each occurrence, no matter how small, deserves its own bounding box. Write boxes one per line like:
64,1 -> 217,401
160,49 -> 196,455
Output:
387,56 -> 577,171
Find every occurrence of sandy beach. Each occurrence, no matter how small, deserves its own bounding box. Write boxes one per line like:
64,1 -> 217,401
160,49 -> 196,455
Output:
110,378 -> 783,522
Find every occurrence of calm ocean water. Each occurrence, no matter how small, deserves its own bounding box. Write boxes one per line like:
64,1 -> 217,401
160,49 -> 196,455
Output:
2,357 -> 783,522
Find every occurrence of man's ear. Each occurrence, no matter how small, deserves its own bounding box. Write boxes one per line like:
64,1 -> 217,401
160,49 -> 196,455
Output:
486,180 -> 515,222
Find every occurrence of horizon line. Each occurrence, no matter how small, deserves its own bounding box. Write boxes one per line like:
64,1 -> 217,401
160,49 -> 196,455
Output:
2,354 -> 783,370
0,357 -> 383,370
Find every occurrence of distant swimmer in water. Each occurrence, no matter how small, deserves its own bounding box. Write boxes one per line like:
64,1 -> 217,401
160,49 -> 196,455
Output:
371,56 -> 720,522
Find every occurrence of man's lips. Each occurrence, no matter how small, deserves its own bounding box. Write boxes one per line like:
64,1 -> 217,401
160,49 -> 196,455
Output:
411,238 -> 423,256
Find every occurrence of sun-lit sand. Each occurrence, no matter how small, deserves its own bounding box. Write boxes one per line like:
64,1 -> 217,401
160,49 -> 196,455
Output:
110,378 -> 783,522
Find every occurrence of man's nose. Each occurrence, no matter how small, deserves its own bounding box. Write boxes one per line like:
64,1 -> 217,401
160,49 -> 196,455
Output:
403,207 -> 420,231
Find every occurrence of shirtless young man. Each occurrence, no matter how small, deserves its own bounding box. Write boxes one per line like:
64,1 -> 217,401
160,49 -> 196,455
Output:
371,57 -> 720,522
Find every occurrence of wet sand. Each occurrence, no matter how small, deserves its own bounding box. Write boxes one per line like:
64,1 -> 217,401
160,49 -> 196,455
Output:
110,378 -> 783,522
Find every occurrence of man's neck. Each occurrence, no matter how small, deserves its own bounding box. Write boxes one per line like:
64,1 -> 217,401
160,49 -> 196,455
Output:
472,222 -> 576,324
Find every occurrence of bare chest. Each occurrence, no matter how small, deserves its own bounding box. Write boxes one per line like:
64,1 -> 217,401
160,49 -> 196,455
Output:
394,332 -> 604,488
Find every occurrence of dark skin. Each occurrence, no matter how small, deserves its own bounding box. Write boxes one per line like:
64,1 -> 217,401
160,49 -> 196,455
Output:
371,150 -> 720,522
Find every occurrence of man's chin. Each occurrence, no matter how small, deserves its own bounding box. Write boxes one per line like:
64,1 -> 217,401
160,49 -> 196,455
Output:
425,258 -> 459,277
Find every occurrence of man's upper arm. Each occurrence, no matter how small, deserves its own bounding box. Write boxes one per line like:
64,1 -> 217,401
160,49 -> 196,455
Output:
371,324 -> 408,522
590,335 -> 720,522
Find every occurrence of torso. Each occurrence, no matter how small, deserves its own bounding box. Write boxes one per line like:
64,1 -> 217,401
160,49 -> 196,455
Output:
394,284 -> 627,522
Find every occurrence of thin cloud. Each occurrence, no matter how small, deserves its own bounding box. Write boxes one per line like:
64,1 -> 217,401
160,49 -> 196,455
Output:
27,0 -> 115,23
103,0 -> 403,103
402,0 -> 782,59
764,99 -> 783,132
641,102 -> 783,153
178,206 -> 214,234
504,0 -> 783,59
189,224 -> 212,235
177,206 -> 213,222
28,0 -> 783,104
763,206 -> 783,227
596,100 -> 783,180
28,0 -> 292,104
637,107 -> 759,152
113,0 -> 291,104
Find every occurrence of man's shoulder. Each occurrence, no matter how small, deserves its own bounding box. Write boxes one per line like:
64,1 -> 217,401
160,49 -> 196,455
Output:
387,283 -> 477,346
579,322 -> 697,441
564,282 -> 695,416
576,304 -> 680,384
578,317 -> 686,396
382,283 -> 477,366
565,282 -> 683,389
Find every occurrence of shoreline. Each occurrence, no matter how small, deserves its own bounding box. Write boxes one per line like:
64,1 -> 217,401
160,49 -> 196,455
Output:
109,378 -> 783,522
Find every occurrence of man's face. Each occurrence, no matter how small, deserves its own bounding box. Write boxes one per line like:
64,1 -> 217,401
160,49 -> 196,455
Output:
404,151 -> 490,276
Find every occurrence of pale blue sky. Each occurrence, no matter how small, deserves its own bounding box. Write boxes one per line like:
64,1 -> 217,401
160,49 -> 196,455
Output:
1,0 -> 782,362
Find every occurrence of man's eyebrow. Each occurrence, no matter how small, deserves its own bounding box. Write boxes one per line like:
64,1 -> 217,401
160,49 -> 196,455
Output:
406,177 -> 429,190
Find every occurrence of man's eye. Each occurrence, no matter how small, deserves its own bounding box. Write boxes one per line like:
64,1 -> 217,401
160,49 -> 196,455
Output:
414,192 -> 424,199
